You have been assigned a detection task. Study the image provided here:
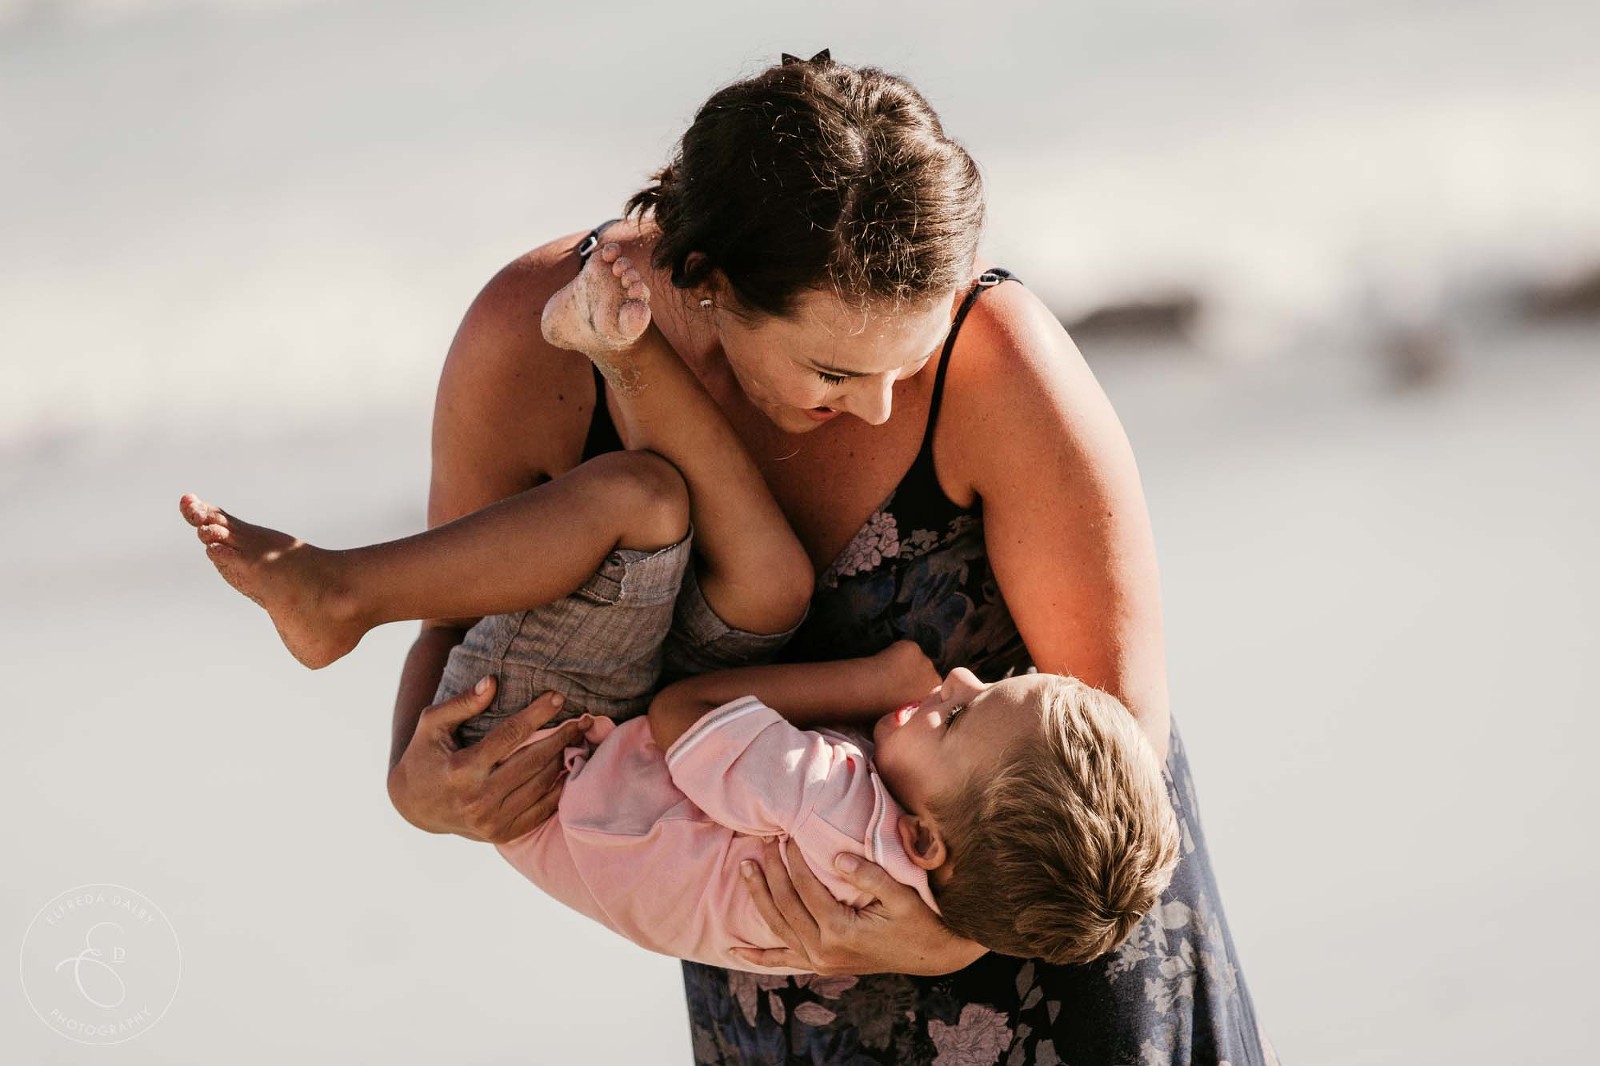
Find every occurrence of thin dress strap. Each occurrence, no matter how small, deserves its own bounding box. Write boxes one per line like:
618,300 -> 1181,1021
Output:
576,218 -> 624,265
916,267 -> 1022,459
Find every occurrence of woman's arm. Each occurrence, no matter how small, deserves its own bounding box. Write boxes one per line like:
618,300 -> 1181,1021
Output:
948,286 -> 1171,756
389,623 -> 467,774
740,285 -> 1172,973
385,235 -> 607,841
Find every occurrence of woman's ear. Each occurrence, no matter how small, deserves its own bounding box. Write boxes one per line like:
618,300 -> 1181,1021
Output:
896,814 -> 948,872
683,253 -> 717,296
682,256 -> 742,316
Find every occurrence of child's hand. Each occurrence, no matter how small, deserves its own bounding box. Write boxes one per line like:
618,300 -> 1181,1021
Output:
874,640 -> 942,705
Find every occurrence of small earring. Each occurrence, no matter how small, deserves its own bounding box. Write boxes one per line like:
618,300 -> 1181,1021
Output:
698,298 -> 713,310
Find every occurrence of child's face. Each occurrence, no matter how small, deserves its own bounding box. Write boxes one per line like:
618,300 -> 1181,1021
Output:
872,667 -> 1045,817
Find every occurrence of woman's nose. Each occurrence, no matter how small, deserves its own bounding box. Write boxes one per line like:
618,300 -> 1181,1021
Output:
844,373 -> 895,426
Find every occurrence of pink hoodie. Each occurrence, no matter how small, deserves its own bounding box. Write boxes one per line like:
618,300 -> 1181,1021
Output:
494,696 -> 936,973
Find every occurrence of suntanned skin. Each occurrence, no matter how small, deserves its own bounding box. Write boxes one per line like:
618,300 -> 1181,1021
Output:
178,242 -> 812,673
386,216 -> 1172,974
646,639 -> 942,752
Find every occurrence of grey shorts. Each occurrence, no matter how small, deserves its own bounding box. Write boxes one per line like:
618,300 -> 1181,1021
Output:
437,528 -> 802,746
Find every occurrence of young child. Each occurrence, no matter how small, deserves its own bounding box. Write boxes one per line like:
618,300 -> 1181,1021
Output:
179,241 -> 1180,968
180,238 -> 816,746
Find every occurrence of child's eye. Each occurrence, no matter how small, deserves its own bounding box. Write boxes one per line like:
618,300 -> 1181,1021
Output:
944,703 -> 968,729
816,371 -> 849,386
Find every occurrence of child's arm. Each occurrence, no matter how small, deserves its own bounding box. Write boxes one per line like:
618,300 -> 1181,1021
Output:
648,641 -> 940,751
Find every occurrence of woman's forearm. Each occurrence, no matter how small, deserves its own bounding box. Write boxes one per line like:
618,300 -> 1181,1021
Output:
389,623 -> 467,771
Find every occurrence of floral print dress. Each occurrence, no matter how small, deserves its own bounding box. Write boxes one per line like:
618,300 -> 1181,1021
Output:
677,270 -> 1276,1065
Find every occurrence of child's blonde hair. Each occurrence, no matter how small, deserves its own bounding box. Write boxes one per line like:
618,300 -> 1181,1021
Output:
930,675 -> 1180,965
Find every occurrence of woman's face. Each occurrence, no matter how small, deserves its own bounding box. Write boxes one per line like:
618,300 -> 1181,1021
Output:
712,286 -> 960,433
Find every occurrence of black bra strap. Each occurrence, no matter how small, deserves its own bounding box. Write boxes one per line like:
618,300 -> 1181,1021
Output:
919,268 -> 1021,456
576,218 -> 624,265
575,218 -> 628,460
573,219 -> 626,460
583,363 -> 624,459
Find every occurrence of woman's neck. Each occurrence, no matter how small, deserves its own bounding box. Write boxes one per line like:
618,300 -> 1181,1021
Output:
623,222 -> 770,424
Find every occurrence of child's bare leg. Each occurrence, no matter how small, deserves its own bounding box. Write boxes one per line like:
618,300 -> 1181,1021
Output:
178,450 -> 687,668
543,242 -> 813,635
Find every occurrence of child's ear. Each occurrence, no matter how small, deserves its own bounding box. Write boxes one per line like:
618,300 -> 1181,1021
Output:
896,814 -> 948,871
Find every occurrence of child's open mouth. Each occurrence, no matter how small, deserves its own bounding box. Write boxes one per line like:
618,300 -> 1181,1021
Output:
892,701 -> 922,726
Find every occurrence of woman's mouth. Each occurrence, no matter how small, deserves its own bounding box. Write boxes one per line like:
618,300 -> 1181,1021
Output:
804,406 -> 841,423
892,701 -> 922,726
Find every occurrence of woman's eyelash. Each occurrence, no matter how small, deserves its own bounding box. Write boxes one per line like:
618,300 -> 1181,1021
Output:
816,370 -> 849,386
944,703 -> 968,729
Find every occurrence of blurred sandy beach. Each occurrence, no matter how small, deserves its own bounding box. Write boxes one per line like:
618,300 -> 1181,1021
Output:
4,1 -> 1598,1062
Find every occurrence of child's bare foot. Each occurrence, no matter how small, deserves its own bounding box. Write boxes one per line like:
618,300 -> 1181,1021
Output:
541,242 -> 653,393
178,494 -> 365,669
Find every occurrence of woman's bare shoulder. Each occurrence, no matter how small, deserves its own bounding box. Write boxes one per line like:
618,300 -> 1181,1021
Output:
428,230 -> 602,523
936,279 -> 1121,485
936,277 -> 1171,739
452,229 -> 595,376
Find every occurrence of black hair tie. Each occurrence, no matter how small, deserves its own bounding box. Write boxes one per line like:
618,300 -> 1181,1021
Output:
781,48 -> 831,67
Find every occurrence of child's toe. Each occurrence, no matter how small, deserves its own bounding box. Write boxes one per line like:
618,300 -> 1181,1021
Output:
618,301 -> 651,337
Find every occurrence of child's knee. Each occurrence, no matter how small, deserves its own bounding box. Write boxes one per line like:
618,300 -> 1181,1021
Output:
583,450 -> 690,549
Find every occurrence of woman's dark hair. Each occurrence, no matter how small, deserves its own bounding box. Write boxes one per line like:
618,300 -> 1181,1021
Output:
625,53 -> 985,319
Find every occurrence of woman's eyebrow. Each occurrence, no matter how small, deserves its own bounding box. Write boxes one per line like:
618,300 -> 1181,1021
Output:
805,348 -> 936,377
807,360 -> 864,377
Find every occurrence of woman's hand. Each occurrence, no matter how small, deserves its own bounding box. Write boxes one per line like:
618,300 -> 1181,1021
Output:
387,677 -> 590,843
732,838 -> 987,976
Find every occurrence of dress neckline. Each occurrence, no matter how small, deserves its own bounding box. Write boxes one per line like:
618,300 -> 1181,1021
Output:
813,268 -> 1020,579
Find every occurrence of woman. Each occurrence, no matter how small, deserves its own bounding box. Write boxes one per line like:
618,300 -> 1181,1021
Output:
386,52 -> 1271,1065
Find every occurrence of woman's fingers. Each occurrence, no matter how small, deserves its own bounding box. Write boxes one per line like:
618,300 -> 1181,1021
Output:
484,710 -> 590,788
494,751 -> 566,823
740,848 -> 809,963
389,683 -> 581,842
470,691 -> 571,767
784,839 -> 853,927
829,852 -> 914,915
760,837 -> 824,947
471,710 -> 589,839
729,945 -> 805,970
488,731 -> 570,798
417,676 -> 499,745
494,777 -> 567,843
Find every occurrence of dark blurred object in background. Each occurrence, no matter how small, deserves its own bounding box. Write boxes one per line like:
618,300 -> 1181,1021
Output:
1520,264 -> 1600,321
1057,291 -> 1203,346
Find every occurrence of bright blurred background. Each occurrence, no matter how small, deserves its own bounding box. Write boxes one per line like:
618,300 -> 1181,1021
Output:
4,1 -> 1597,1062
